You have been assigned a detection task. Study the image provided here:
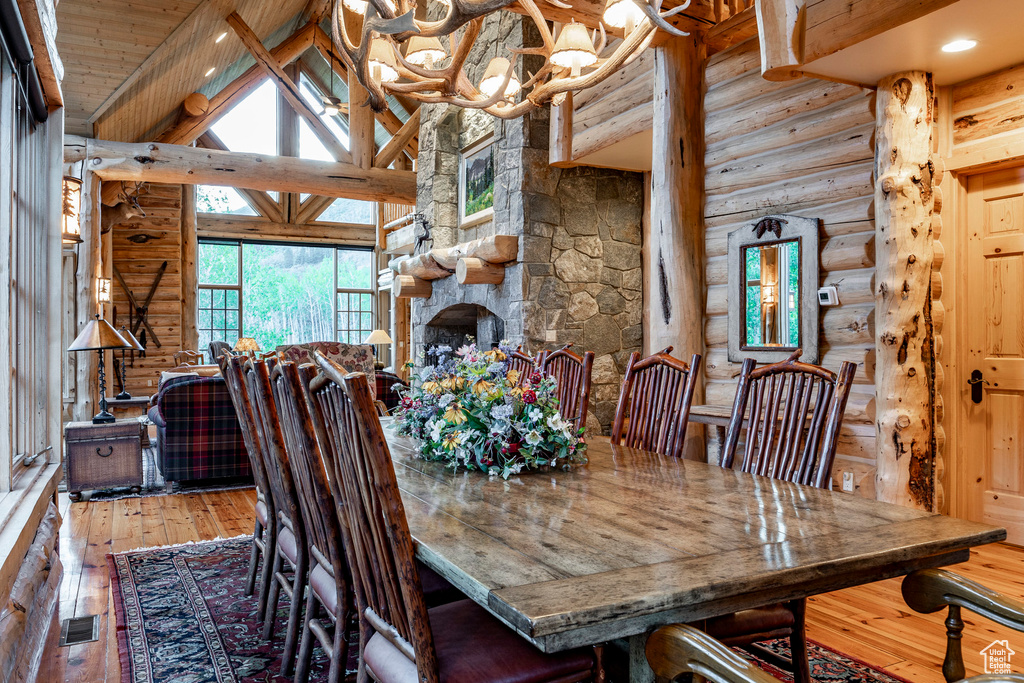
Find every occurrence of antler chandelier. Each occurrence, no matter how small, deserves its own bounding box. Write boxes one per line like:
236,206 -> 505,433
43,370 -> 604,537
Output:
330,0 -> 692,118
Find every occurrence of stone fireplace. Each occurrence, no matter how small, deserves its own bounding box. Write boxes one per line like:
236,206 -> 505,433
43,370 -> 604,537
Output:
411,12 -> 644,433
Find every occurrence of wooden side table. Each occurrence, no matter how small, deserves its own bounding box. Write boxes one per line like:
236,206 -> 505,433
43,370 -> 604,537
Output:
105,396 -> 152,420
64,420 -> 144,500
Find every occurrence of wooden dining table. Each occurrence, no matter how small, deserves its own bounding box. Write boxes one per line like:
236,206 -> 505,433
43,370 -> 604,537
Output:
382,422 -> 1006,683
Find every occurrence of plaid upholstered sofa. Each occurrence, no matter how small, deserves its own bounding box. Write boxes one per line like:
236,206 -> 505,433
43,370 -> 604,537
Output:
148,375 -> 251,485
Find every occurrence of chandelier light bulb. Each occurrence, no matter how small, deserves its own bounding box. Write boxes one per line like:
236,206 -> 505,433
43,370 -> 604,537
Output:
551,23 -> 598,77
343,0 -> 395,14
479,57 -> 521,98
603,0 -> 645,33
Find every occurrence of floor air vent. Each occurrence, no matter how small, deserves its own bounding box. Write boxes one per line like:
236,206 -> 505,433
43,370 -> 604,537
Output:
59,615 -> 100,646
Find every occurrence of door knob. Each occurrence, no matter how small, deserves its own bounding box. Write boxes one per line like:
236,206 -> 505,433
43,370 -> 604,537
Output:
967,369 -> 990,404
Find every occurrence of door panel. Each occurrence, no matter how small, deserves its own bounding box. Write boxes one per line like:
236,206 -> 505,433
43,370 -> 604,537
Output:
965,167 -> 1024,545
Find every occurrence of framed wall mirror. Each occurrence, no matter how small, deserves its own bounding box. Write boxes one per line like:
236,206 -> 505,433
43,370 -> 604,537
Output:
727,214 -> 819,363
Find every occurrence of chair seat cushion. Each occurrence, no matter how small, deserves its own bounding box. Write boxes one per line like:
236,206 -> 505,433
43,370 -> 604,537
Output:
255,499 -> 269,527
365,599 -> 594,683
278,526 -> 298,565
702,603 -> 796,644
311,560 -> 461,620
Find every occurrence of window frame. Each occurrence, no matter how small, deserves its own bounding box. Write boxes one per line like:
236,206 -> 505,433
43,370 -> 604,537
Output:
197,238 -> 377,355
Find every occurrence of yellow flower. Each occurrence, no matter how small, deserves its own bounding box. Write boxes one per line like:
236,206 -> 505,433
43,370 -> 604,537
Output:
421,380 -> 442,395
505,369 -> 520,386
441,375 -> 466,392
472,379 -> 495,396
506,385 -> 524,398
484,348 -> 507,362
442,433 -> 462,451
443,403 -> 467,425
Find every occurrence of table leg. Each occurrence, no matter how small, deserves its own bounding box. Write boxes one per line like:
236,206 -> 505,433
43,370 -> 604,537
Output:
628,632 -> 656,683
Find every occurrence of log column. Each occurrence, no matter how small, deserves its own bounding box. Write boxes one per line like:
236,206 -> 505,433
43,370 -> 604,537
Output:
874,71 -> 937,510
645,34 -> 706,461
181,185 -> 199,351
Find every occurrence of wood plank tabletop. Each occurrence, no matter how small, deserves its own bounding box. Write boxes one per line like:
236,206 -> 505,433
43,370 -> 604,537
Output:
384,423 -> 1005,657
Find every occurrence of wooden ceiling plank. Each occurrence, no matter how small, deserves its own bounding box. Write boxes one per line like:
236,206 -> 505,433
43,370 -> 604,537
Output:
226,11 -> 353,165
67,135 -> 418,204
705,5 -> 757,55
197,131 -> 287,222
154,22 -> 315,146
87,0 -> 235,123
374,107 -> 421,169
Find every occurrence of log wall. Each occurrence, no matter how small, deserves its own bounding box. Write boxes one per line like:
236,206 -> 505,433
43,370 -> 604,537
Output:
110,183 -> 184,397
702,38 -> 878,497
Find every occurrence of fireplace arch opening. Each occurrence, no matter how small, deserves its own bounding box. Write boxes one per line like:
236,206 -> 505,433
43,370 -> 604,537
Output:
424,304 -> 505,350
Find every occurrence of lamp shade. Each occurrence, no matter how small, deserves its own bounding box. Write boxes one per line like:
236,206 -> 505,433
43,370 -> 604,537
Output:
233,337 -> 261,353
406,36 -> 447,68
363,329 -> 394,345
551,23 -> 598,76
118,326 -> 145,352
368,39 -> 400,83
68,316 -> 133,352
479,57 -> 521,98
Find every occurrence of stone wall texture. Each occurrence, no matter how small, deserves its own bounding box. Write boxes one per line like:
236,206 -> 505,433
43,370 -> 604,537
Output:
413,12 -> 644,433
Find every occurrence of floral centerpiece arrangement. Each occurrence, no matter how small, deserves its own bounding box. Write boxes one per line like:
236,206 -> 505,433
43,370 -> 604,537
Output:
393,342 -> 587,478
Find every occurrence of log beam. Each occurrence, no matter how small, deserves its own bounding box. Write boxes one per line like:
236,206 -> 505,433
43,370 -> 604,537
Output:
393,274 -> 432,298
374,108 -> 421,169
457,258 -> 504,285
755,0 -> 806,81
430,235 -> 519,269
198,215 -> 375,245
67,136 -> 418,205
226,12 -> 352,165
874,71 -> 936,510
196,132 -> 285,221
646,34 -> 706,461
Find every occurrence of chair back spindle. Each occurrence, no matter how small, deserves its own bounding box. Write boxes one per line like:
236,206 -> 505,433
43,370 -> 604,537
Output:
611,347 -> 702,458
305,354 -> 440,683
540,344 -> 594,427
721,350 -> 856,488
507,347 -> 540,386
219,355 -> 274,517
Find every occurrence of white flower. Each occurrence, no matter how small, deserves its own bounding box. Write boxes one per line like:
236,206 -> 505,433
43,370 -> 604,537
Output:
547,414 -> 565,431
430,419 -> 445,442
438,394 -> 454,408
525,429 -> 543,446
491,404 -> 514,421
487,362 -> 504,374
528,408 -> 543,422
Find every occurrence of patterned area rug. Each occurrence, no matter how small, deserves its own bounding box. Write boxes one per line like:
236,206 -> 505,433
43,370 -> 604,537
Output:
108,536 -> 344,682
109,538 -> 911,683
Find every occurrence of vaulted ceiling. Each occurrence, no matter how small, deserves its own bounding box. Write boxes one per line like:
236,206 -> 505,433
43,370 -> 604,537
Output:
57,0 -> 311,140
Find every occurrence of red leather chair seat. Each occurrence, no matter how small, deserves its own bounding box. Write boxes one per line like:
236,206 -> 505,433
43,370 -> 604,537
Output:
364,598 -> 594,683
702,603 -> 796,645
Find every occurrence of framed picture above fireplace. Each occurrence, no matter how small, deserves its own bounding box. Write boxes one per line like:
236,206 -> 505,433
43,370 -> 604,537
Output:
459,135 -> 495,227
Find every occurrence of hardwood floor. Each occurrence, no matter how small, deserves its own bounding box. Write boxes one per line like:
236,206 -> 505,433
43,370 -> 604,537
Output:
38,489 -> 1024,682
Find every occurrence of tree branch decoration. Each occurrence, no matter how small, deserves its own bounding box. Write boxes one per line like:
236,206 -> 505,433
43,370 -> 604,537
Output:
330,0 -> 691,117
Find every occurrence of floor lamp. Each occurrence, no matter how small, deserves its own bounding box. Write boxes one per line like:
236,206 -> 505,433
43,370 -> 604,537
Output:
363,329 -> 393,370
68,315 -> 133,423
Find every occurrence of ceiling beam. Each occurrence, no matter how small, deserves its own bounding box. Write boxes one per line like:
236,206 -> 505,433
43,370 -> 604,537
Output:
67,136 -> 418,205
198,215 -> 376,246
197,132 -> 286,222
88,0 -> 234,124
226,11 -> 353,164
704,5 -> 757,55
374,108 -> 421,169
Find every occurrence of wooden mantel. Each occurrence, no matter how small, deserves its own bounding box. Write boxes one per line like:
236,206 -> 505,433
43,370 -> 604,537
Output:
63,136 -> 417,205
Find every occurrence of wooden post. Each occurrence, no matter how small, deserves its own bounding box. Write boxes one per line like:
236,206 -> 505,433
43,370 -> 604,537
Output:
874,71 -> 936,510
646,34 -> 706,461
393,274 -> 432,298
181,185 -> 199,352
73,174 -> 101,422
550,91 -> 574,167
456,258 -> 504,285
754,0 -> 806,81
349,71 -> 376,170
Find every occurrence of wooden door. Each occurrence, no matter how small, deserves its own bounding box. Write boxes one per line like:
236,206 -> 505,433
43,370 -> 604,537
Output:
964,167 -> 1024,545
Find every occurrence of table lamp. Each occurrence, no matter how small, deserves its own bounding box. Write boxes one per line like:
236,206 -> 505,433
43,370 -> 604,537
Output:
233,337 -> 261,358
116,326 -> 145,400
363,329 -> 393,369
68,315 -> 133,423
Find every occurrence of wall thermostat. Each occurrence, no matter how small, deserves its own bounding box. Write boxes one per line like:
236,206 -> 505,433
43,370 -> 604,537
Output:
817,285 -> 839,306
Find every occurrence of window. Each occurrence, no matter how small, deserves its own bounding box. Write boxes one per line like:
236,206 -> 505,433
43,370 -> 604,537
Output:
198,239 -> 376,358
210,80 -> 278,156
196,185 -> 259,216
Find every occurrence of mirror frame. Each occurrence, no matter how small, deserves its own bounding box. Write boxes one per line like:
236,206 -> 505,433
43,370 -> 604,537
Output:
727,214 -> 819,364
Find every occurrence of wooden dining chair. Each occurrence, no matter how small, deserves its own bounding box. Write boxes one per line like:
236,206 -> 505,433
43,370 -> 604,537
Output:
243,357 -> 308,676
269,359 -> 351,683
307,358 -> 599,683
218,354 -> 277,623
540,344 -> 594,427
721,349 -> 857,487
705,349 -> 857,683
174,349 -> 204,366
903,568 -> 1024,683
646,623 -> 797,683
610,346 -> 702,458
507,346 -> 540,385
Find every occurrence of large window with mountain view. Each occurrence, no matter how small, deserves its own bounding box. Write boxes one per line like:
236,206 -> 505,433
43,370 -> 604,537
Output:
197,240 -> 376,359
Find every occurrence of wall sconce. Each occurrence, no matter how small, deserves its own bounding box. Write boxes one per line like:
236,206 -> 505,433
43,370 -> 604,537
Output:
97,277 -> 111,304
62,176 -> 84,244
